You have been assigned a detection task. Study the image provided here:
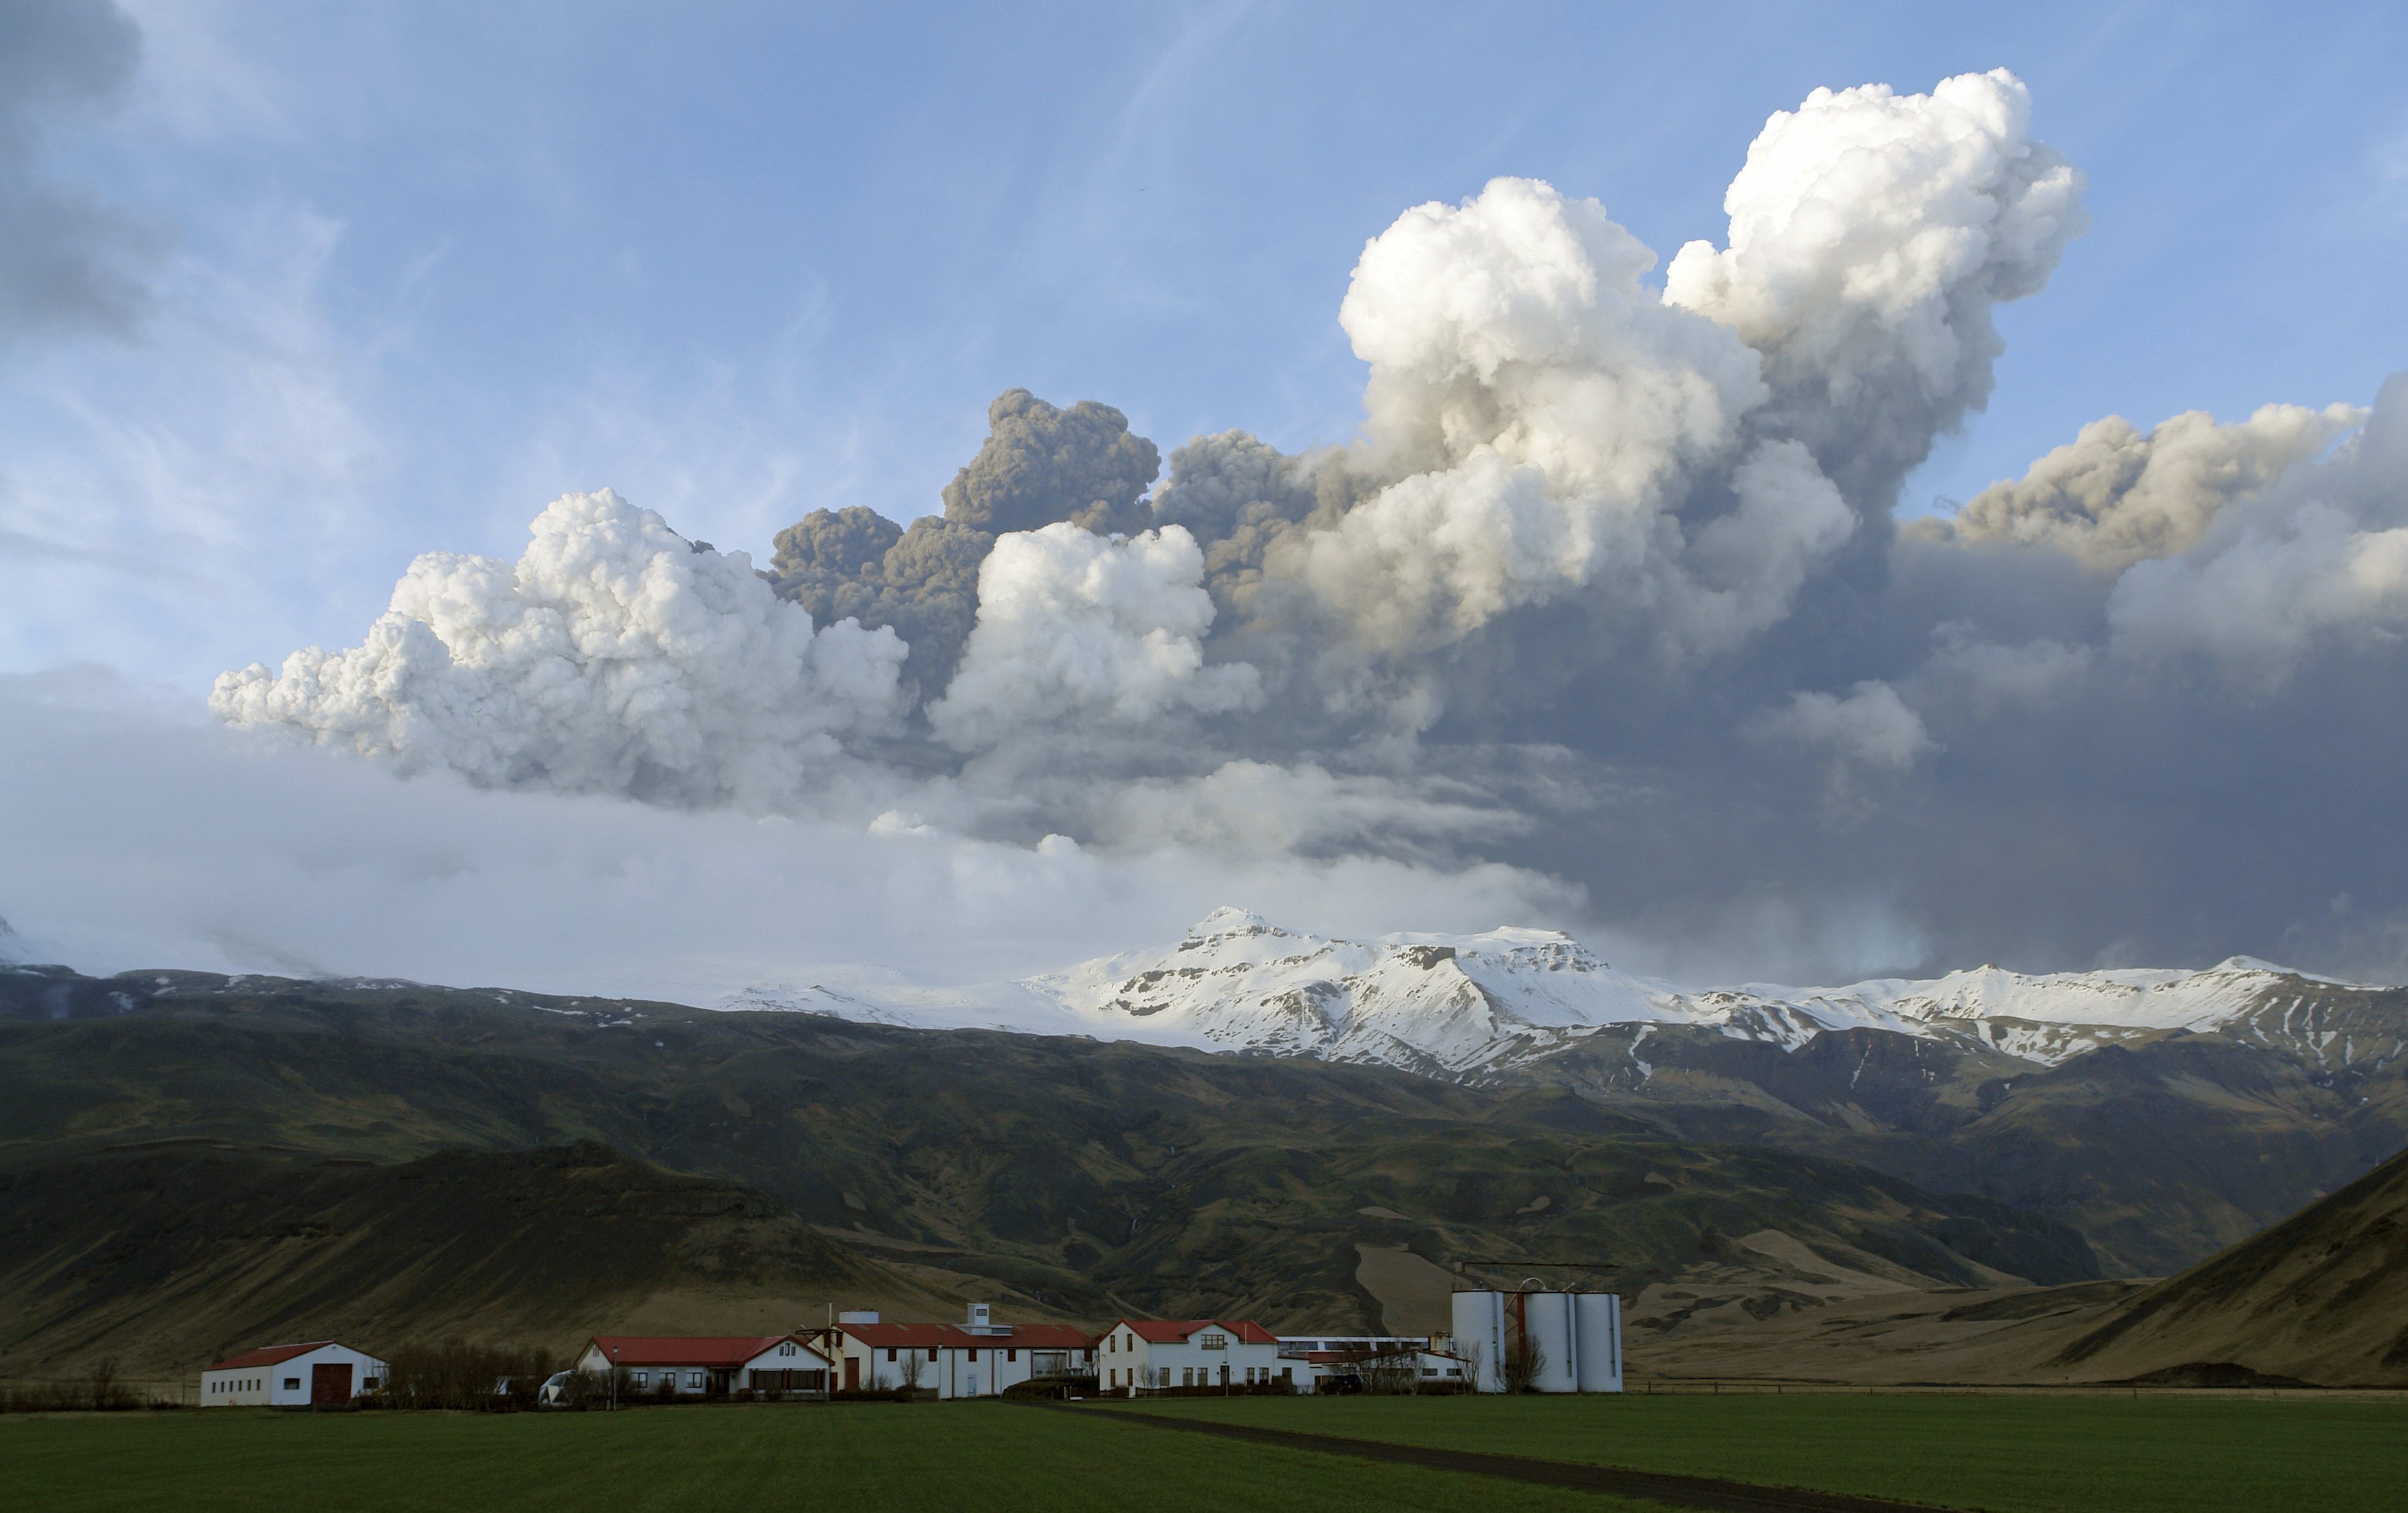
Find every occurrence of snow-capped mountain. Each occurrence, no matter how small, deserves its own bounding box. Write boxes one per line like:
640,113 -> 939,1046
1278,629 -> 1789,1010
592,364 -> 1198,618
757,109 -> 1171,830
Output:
718,906 -> 2397,1079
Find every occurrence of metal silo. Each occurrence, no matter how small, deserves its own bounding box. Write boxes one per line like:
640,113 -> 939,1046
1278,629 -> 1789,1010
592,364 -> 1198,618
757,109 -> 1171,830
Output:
1573,1291 -> 1623,1393
1523,1290 -> 1578,1393
1450,1290 -> 1507,1393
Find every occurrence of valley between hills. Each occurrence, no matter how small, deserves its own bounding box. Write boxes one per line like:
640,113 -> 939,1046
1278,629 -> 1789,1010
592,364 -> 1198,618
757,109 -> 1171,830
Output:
6,914 -> 2408,1388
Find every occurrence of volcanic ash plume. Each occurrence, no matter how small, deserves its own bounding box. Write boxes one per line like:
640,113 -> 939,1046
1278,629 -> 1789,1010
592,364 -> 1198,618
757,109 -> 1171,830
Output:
210,68 -> 2408,983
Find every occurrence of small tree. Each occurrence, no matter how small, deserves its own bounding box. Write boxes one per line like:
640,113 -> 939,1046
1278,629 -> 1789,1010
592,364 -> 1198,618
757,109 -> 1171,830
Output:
87,1358 -> 129,1412
1499,1332 -> 1547,1394
897,1348 -> 929,1395
1357,1348 -> 1421,1396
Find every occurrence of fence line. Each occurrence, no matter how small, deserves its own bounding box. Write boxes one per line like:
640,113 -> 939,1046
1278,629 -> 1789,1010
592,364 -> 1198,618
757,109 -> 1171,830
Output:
0,1377 -> 192,1411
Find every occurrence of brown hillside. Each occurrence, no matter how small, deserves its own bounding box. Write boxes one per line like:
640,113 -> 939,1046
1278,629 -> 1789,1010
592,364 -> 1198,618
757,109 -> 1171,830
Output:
2049,1144 -> 2408,1386
0,1143 -> 967,1380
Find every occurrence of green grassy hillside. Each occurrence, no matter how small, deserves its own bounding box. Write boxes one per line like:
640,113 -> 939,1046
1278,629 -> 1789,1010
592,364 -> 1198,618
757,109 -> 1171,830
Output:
2052,1141 -> 2408,1384
0,1142 -> 960,1378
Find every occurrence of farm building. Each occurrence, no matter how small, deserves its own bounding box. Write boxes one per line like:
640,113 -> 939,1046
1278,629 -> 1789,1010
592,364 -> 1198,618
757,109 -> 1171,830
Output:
200,1341 -> 388,1407
575,1334 -> 830,1396
1285,1344 -> 1468,1391
822,1304 -> 1093,1398
1097,1318 -> 1285,1393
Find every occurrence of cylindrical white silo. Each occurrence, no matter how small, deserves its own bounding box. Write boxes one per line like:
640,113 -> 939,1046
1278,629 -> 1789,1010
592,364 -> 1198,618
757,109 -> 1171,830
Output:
1524,1291 -> 1578,1393
1573,1292 -> 1622,1393
1450,1291 -> 1506,1393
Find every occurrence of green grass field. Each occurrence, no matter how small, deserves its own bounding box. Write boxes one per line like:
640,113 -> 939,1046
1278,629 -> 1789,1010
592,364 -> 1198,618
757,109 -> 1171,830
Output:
0,1402 -> 1653,1513
11,1394 -> 2405,1511
1115,1392 -> 2408,1512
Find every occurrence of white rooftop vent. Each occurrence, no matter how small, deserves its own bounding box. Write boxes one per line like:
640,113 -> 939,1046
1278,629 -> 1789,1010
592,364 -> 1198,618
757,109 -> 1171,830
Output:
964,1301 -> 1009,1335
837,1311 -> 880,1325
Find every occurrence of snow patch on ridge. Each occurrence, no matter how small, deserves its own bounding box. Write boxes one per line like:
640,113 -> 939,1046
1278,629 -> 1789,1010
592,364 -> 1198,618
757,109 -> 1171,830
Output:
717,910 -> 2377,1075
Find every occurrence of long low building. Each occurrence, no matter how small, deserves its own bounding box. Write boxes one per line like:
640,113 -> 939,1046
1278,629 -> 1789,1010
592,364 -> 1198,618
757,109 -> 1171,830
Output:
201,1341 -> 388,1407
823,1304 -> 1094,1398
577,1334 -> 830,1396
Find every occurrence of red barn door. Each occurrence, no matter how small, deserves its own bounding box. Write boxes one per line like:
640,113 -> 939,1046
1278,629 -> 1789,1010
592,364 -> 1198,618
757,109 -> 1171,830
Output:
310,1362 -> 352,1404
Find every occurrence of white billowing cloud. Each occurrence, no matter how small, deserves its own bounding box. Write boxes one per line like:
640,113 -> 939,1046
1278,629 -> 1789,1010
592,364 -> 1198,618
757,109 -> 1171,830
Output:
2105,377 -> 2408,683
928,522 -> 1261,749
1340,175 -> 1765,495
1666,68 -> 2088,491
211,489 -> 906,805
1933,403 -> 2364,570
1753,680 -> 1939,771
1289,176 -> 1856,656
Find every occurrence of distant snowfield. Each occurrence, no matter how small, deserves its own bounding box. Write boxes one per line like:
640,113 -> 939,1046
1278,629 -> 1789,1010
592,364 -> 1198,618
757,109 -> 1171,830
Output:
713,907 -> 2379,1075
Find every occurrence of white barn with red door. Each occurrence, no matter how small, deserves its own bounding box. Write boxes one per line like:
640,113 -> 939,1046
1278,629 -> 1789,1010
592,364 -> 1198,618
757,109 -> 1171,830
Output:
200,1341 -> 387,1406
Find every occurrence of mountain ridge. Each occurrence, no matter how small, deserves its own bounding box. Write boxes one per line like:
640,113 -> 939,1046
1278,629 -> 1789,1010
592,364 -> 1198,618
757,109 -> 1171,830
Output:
720,907 -> 2398,1081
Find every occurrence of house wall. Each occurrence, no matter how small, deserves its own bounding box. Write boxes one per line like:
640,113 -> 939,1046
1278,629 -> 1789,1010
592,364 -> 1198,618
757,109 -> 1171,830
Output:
932,1338 -> 1090,1398
833,1338 -> 940,1392
828,1329 -> 1092,1397
740,1339 -> 830,1393
574,1345 -> 733,1395
1097,1326 -> 1287,1394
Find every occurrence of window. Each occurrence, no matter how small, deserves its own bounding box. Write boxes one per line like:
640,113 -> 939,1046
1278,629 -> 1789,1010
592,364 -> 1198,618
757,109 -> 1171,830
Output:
1006,1349 -> 1015,1362
1199,1333 -> 1227,1351
686,1371 -> 704,1389
632,1371 -> 648,1388
967,1349 -> 978,1362
887,1349 -> 897,1362
283,1377 -> 299,1391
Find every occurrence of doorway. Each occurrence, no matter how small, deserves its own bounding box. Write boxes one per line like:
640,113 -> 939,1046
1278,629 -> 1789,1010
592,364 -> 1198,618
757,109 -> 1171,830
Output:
310,1362 -> 352,1405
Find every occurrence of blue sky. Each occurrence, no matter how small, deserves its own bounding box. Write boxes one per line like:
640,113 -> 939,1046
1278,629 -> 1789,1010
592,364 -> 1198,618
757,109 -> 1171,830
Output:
8,0 -> 2406,687
6,1 -> 2408,994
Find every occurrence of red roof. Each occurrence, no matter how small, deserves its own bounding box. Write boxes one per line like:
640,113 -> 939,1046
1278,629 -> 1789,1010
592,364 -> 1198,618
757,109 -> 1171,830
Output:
207,1341 -> 336,1371
1114,1319 -> 1279,1345
586,1335 -> 791,1368
835,1323 -> 960,1349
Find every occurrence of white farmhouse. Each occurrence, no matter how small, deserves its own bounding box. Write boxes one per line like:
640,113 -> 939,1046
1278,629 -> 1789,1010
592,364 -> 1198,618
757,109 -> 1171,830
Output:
200,1341 -> 388,1407
576,1334 -> 829,1396
823,1305 -> 1095,1399
1097,1318 -> 1286,1395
